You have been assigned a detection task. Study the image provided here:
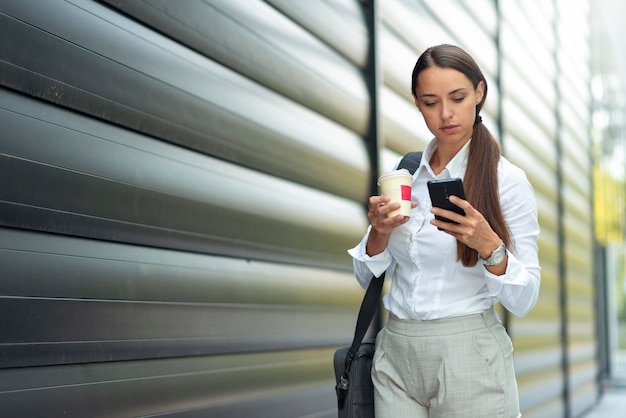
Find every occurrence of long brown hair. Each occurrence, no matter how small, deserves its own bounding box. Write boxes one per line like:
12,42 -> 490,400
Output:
411,44 -> 511,267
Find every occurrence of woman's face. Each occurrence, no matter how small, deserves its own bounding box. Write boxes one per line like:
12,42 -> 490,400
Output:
413,66 -> 484,148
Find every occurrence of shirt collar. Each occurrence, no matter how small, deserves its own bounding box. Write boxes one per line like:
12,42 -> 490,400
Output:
420,138 -> 470,179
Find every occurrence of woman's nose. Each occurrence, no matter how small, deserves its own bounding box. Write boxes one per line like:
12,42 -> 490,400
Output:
441,103 -> 453,120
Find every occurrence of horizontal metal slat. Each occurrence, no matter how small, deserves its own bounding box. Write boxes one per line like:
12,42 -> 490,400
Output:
0,296 -> 353,367
0,227 -> 363,367
0,228 -> 361,305
0,1 -> 371,201
0,155 -> 352,269
0,88 -> 368,269
258,0 -> 368,68
0,350 -> 336,417
99,0 -> 369,134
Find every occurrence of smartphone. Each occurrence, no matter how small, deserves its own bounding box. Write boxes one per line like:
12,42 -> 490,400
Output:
427,178 -> 466,226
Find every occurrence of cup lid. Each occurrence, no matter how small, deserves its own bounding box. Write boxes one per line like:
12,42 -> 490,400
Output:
378,168 -> 412,182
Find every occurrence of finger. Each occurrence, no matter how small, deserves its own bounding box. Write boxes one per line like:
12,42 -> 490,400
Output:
369,200 -> 399,224
430,207 -> 465,225
372,208 -> 410,234
448,195 -> 473,212
387,213 -> 411,226
369,195 -> 390,207
379,201 -> 402,217
429,218 -> 458,233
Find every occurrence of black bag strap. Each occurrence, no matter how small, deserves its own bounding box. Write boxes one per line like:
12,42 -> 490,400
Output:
343,151 -> 423,369
336,271 -> 385,408
397,151 -> 423,173
336,151 -> 423,408
343,272 -> 385,369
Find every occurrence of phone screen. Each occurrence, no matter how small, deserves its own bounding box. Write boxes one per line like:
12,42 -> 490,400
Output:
427,178 -> 466,225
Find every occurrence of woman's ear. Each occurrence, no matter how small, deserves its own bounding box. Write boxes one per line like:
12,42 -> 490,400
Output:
475,81 -> 485,105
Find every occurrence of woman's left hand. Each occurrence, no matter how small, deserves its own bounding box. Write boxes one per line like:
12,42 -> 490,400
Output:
430,195 -> 501,260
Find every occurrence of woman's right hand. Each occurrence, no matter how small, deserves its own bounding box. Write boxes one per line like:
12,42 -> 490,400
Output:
365,195 -> 416,256
368,195 -> 413,233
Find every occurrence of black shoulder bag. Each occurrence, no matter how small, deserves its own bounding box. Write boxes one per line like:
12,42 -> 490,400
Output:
333,151 -> 422,418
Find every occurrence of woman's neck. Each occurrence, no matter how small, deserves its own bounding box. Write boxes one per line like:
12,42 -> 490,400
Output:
430,141 -> 465,175
429,150 -> 446,175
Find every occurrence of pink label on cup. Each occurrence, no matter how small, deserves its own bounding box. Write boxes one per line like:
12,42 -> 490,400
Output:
401,185 -> 411,201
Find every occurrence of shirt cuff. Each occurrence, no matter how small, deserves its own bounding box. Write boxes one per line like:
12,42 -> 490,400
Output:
347,226 -> 393,280
484,250 -> 529,294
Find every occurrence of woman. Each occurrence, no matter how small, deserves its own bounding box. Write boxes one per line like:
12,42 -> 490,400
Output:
348,44 -> 540,417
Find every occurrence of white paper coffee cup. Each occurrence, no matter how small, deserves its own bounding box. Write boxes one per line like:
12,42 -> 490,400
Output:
377,169 -> 413,217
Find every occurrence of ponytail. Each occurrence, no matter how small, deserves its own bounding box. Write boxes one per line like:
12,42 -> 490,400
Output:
460,119 -> 511,266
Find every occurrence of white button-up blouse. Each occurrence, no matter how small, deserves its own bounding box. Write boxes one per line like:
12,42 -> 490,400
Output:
348,139 -> 541,319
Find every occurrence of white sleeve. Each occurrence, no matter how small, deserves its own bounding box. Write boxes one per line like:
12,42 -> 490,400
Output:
347,225 -> 394,289
484,172 -> 541,317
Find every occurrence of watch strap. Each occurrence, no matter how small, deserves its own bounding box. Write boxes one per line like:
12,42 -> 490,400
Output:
480,240 -> 506,266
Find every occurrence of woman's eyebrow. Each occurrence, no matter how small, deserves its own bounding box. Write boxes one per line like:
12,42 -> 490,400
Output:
419,88 -> 469,99
449,88 -> 468,95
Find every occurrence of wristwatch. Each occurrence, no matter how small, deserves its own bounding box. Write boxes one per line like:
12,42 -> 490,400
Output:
480,240 -> 507,266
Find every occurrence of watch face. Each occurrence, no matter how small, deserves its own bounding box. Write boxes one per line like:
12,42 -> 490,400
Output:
492,248 -> 505,264
484,242 -> 506,266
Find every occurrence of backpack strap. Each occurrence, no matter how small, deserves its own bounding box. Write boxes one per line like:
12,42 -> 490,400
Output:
398,151 -> 423,174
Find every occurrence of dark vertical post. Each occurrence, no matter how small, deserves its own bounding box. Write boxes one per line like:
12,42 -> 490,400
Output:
361,0 -> 381,201
494,0 -> 505,155
595,246 -> 610,384
494,0 -> 510,333
589,5 -> 608,397
553,3 -> 570,416
361,0 -> 382,332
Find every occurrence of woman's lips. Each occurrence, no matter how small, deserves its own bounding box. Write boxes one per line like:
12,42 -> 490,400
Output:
440,124 -> 458,134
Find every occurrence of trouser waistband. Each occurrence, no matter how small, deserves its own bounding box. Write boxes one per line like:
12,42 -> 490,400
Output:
385,306 -> 501,336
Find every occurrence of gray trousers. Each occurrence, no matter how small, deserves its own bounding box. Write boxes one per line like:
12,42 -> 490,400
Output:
372,307 -> 521,418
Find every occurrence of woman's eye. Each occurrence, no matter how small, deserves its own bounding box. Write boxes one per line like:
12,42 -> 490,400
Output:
453,96 -> 465,103
424,102 -> 437,107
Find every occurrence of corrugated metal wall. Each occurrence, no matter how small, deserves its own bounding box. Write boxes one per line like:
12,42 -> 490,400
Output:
556,0 -> 597,415
498,1 -> 596,417
0,0 -> 596,417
